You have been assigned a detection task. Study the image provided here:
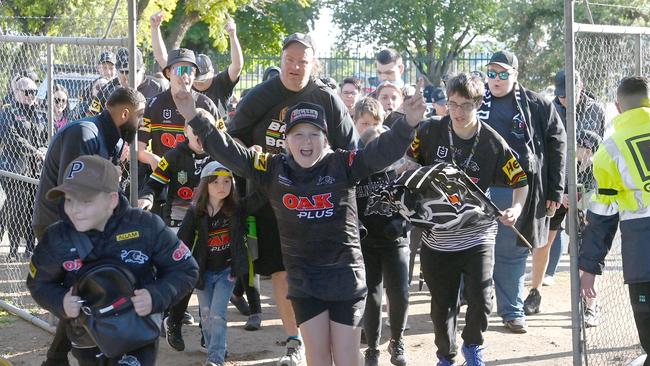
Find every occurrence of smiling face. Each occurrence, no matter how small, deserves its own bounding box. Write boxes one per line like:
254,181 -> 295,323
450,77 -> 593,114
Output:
280,43 -> 314,92
64,191 -> 118,232
286,123 -> 328,168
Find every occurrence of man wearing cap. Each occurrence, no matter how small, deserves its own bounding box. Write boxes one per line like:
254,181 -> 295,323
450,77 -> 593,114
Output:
476,50 -> 566,333
150,14 -> 242,114
96,51 -> 117,80
430,87 -> 449,117
88,47 -> 166,116
553,69 -> 605,138
138,48 -> 221,173
31,87 -> 145,366
27,155 -> 198,366
225,32 -> 357,366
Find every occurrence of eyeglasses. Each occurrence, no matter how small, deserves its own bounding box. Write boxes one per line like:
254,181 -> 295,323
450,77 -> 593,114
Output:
54,97 -> 67,105
486,70 -> 512,81
20,89 -> 37,97
446,101 -> 477,112
174,65 -> 195,77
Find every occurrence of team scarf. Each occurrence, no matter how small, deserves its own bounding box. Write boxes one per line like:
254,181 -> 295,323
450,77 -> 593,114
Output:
476,82 -> 535,171
366,163 -> 500,231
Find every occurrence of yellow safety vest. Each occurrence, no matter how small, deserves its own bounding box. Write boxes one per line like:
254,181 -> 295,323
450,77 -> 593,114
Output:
590,107 -> 650,220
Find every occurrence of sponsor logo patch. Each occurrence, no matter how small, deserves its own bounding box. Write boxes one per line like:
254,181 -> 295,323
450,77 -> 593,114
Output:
158,157 -> 169,171
172,242 -> 191,261
290,108 -> 318,122
437,146 -> 448,159
29,260 -> 37,278
62,259 -> 83,272
253,152 -> 269,172
116,231 -> 140,241
502,157 -> 526,184
282,193 -> 335,219
120,250 -> 149,264
177,170 -> 188,185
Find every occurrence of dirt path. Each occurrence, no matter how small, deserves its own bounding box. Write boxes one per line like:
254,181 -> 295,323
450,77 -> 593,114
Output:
1,260 -> 575,366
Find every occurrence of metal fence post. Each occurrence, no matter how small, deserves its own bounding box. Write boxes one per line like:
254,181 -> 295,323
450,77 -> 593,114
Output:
565,1 -> 583,365
46,43 -> 54,139
635,33 -> 643,76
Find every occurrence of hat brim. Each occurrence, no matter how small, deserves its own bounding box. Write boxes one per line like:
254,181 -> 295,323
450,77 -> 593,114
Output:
487,61 -> 516,70
194,72 -> 213,82
287,120 -> 327,134
434,99 -> 447,105
283,40 -> 313,50
46,184 -> 104,201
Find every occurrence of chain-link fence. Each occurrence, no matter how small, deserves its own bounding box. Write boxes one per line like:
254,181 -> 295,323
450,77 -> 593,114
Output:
569,26 -> 649,366
0,36 -> 127,330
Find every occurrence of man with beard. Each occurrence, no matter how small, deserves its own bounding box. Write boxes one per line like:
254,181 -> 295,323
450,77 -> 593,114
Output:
31,86 -> 145,366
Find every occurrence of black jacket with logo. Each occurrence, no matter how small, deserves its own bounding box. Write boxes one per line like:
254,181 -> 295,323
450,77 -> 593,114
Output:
189,111 -> 414,301
26,195 -> 199,346
139,141 -> 211,226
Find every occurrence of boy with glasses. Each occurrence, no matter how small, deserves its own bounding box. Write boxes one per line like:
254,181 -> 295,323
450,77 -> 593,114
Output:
477,50 -> 566,334
408,73 -> 528,366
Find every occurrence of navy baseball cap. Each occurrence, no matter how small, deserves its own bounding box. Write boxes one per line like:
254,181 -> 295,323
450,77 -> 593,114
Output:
98,51 -> 116,65
285,102 -> 328,134
282,33 -> 315,50
115,48 -> 143,71
431,87 -> 447,105
195,54 -> 214,81
488,50 -> 518,70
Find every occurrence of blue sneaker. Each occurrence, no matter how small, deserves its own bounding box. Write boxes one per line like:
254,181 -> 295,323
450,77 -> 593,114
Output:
461,344 -> 485,366
436,356 -> 455,366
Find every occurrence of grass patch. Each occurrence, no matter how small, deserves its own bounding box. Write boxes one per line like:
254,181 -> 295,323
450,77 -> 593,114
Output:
0,308 -> 16,326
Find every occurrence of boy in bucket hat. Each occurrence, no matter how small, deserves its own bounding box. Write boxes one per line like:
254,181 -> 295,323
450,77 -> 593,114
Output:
27,155 -> 198,366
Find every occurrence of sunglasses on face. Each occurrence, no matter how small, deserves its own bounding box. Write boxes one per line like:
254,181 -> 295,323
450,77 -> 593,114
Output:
54,97 -> 67,105
21,89 -> 37,97
174,65 -> 195,77
487,70 -> 512,80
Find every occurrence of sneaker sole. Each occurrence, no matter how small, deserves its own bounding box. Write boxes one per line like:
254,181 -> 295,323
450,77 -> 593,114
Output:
505,325 -> 528,334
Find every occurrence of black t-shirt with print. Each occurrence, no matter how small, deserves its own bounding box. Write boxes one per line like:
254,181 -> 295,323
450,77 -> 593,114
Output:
408,116 -> 527,192
140,89 -> 221,157
192,70 -> 238,115
205,211 -> 232,272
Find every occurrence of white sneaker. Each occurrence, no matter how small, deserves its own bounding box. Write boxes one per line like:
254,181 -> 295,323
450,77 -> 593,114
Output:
542,275 -> 555,286
277,338 -> 304,366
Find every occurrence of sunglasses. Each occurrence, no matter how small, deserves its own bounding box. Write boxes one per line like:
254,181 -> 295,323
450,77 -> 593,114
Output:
174,65 -> 195,77
54,97 -> 67,104
487,70 -> 512,81
20,89 -> 37,97
118,69 -> 142,75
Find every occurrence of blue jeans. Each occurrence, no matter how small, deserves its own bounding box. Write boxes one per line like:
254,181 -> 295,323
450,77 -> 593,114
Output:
197,267 -> 236,364
545,231 -> 563,277
491,187 -> 529,321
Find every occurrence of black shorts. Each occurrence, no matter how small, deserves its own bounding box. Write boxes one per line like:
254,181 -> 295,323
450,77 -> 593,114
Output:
549,205 -> 568,231
289,296 -> 365,327
253,214 -> 285,276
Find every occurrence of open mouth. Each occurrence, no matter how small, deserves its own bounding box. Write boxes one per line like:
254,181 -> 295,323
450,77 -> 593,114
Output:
300,148 -> 313,157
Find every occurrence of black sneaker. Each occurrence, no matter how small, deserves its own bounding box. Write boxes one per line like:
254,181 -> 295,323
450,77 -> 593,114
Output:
182,311 -> 195,325
523,288 -> 541,315
364,348 -> 380,366
387,338 -> 407,366
230,295 -> 251,316
164,317 -> 185,351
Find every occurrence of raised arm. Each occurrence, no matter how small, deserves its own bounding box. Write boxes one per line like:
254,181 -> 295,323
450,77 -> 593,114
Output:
225,18 -> 243,83
150,11 -> 168,69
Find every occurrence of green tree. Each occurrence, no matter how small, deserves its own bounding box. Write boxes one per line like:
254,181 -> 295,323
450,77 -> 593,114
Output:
498,0 -> 650,91
328,0 -> 500,85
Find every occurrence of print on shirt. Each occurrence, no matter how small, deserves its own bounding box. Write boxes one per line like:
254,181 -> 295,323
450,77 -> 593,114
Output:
282,193 -> 334,219
265,107 -> 288,154
208,227 -> 231,253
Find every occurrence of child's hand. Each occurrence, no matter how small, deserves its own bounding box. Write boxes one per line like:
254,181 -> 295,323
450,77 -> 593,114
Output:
403,79 -> 426,127
132,288 -> 153,316
63,287 -> 81,318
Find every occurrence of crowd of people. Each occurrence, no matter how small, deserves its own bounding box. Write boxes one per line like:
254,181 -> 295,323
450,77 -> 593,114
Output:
0,11 -> 646,366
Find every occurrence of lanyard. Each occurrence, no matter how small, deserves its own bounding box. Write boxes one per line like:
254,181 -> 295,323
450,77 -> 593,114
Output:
447,119 -> 481,173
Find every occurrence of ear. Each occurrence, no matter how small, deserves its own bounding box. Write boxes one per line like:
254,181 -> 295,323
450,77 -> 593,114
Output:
109,192 -> 120,210
398,63 -> 405,74
615,100 -> 622,114
121,107 -> 130,122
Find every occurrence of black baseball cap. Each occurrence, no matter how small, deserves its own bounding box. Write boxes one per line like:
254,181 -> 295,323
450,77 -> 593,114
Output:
282,33 -> 315,50
195,54 -> 214,81
488,50 -> 518,70
98,51 -> 116,65
115,48 -> 144,71
577,130 -> 602,151
431,87 -> 447,105
285,102 -> 328,134
163,48 -> 198,80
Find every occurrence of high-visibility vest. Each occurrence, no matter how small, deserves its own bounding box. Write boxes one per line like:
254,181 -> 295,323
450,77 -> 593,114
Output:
590,107 -> 650,220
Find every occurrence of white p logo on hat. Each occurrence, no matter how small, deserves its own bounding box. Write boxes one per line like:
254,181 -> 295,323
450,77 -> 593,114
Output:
66,161 -> 85,180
